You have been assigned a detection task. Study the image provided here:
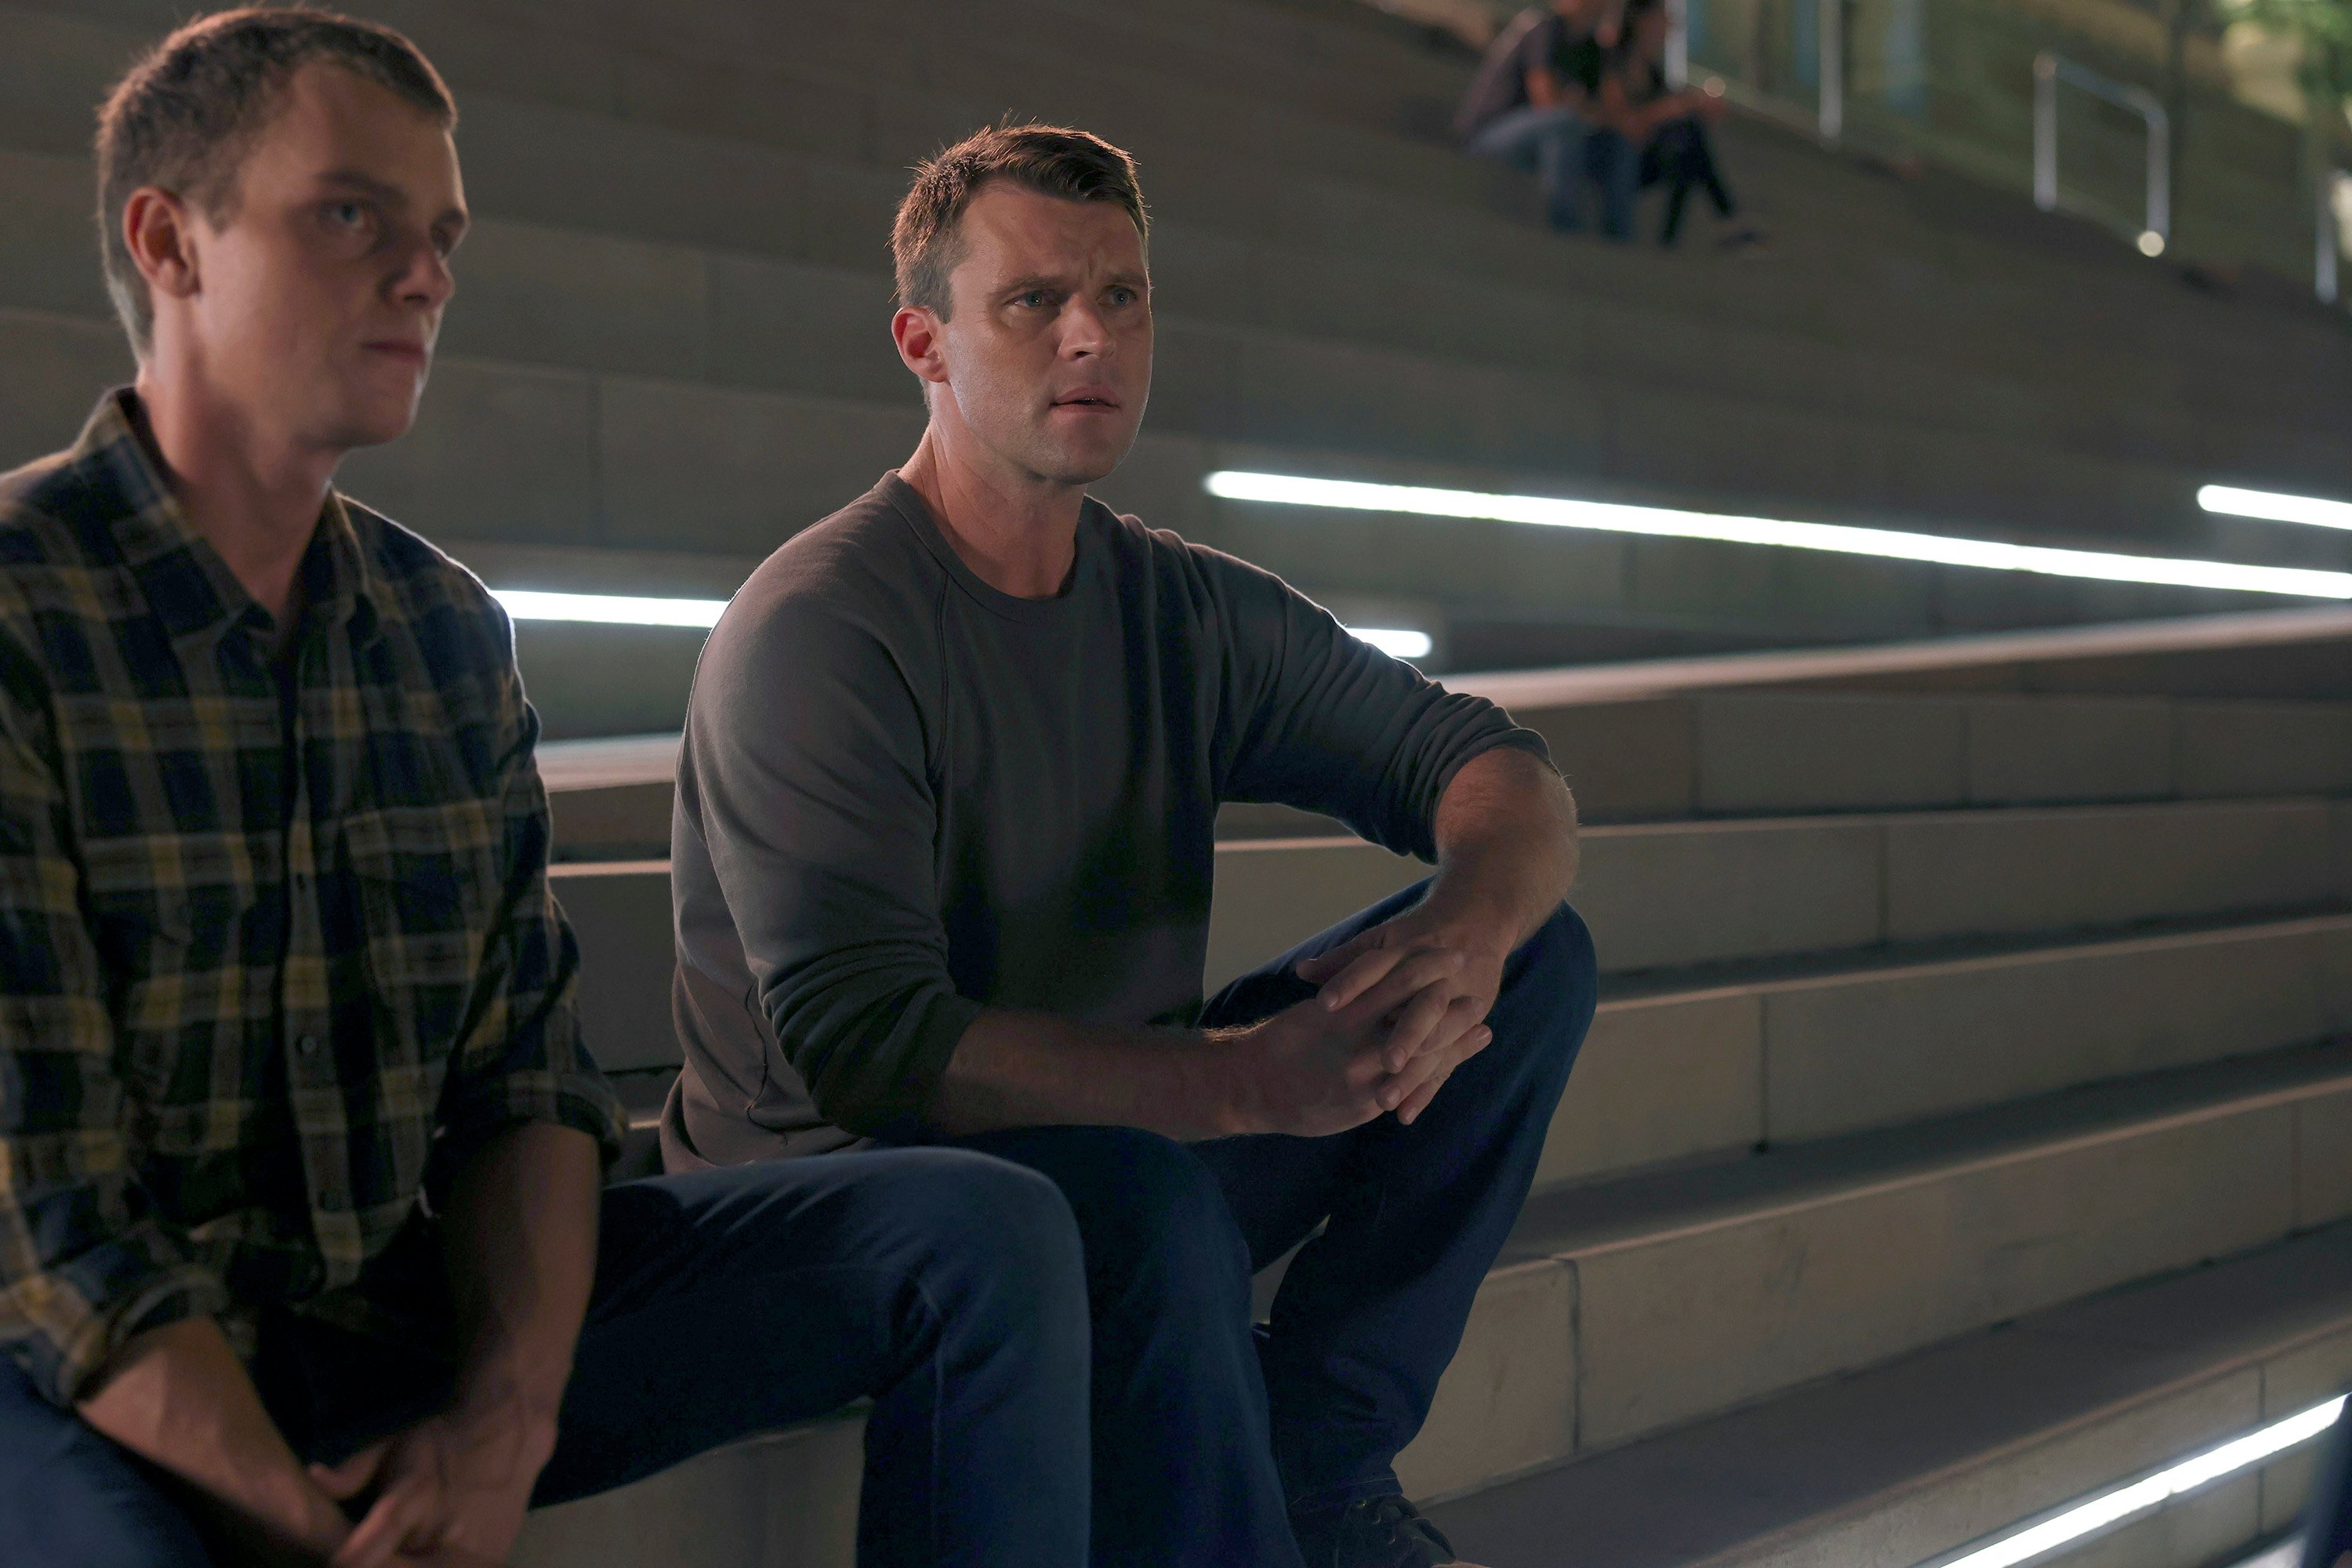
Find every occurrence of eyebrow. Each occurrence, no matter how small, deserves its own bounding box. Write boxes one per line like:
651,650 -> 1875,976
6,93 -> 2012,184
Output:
316,169 -> 468,232
998,270 -> 1148,297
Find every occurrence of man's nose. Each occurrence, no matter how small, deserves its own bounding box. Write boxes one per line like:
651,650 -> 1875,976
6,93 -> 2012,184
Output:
391,238 -> 456,313
1060,298 -> 1113,356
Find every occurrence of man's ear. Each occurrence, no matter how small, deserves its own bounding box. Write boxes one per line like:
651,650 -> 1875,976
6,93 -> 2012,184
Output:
891,305 -> 949,387
122,187 -> 201,309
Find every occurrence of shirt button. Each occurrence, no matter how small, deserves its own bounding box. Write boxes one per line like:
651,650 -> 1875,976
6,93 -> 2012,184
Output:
296,1033 -> 321,1058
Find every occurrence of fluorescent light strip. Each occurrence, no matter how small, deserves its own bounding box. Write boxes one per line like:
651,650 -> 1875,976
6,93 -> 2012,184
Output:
1351,626 -> 1433,658
493,589 -> 728,628
1926,1396 -> 2346,1568
1206,471 -> 2352,601
2201,484 -> 2352,532
494,587 -> 1434,659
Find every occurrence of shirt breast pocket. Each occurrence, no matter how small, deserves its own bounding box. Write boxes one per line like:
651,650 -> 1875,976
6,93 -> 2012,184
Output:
81,846 -> 249,1098
343,806 -> 503,1069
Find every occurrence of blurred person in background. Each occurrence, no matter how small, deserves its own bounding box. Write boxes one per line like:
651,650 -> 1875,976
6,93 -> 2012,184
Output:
1454,0 -> 1636,234
1588,0 -> 1763,248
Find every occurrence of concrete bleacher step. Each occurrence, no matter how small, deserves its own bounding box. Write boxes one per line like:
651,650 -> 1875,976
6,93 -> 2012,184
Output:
532,686 -> 2352,861
1424,1219 -> 2352,1568
1410,1039 -> 2352,1494
1205,792 -> 2345,987
3,132 -> 2334,502
13,0 -> 2325,403
554,1025 -> 2352,1566
546,789 -> 2350,1087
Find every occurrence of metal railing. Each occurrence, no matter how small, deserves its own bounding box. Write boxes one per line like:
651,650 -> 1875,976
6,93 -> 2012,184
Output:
2320,170 -> 2345,305
2032,51 -> 2170,255
1816,0 -> 1844,142
1663,0 -> 1842,141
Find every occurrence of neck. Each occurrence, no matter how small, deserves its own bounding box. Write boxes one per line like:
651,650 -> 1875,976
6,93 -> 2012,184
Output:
898,418 -> 1086,600
133,352 -> 338,629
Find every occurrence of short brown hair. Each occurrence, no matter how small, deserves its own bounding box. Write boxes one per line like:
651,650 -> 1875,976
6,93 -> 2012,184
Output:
94,7 -> 455,354
891,123 -> 1149,317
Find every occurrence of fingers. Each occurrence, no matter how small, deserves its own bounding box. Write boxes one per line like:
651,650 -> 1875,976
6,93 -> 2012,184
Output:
1396,1024 -> 1494,1125
1293,935 -> 1370,988
310,1443 -> 387,1504
1343,947 -> 1468,1029
1380,978 -> 1461,1072
332,1458 -> 446,1568
1386,991 -> 1487,1083
1312,942 -> 1410,1011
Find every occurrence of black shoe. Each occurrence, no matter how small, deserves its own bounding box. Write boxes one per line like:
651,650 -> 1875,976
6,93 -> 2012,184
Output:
1297,1494 -> 1487,1568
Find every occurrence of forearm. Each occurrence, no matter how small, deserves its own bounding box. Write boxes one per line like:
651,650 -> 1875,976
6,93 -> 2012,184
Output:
1424,746 -> 1580,949
76,1316 -> 344,1555
931,1010 -> 1248,1141
441,1121 -> 601,1425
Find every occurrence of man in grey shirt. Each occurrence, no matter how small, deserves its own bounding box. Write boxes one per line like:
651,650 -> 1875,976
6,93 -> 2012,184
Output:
666,124 -> 1595,1568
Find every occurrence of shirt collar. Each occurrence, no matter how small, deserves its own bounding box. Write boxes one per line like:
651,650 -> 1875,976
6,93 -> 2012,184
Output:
73,387 -> 385,653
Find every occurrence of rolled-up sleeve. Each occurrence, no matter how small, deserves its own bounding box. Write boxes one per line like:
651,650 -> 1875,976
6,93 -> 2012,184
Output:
432,620 -> 625,1187
1208,555 -> 1552,860
682,593 -> 978,1136
0,666 -> 227,1406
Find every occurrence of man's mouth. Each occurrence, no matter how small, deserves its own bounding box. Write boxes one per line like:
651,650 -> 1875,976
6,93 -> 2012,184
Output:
363,340 -> 430,365
1053,390 -> 1120,411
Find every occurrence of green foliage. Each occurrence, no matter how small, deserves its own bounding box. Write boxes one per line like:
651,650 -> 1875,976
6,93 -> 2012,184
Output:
2223,0 -> 2352,103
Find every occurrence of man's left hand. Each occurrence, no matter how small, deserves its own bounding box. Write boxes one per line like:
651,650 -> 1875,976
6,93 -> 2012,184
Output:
315,1386 -> 557,1568
1293,899 -> 1515,1124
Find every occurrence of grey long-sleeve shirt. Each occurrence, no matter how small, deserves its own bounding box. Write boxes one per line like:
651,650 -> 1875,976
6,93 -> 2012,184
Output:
662,473 -> 1548,1165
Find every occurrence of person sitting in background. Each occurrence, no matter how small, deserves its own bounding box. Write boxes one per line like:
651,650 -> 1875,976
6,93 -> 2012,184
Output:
1588,0 -> 1761,248
0,12 -> 1091,1566
1454,0 -> 1627,234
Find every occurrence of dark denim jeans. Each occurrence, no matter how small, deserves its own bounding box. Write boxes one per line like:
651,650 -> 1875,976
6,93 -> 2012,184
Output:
0,1149 -> 1091,1568
1465,103 -> 1602,232
938,884 -> 1597,1568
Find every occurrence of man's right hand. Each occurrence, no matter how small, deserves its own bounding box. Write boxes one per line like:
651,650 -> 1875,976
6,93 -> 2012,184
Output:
77,1319 -> 353,1564
1222,950 -> 1494,1137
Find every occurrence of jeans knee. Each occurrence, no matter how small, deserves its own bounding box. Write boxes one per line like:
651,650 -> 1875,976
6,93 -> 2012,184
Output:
1057,1128 -> 1253,1305
1519,901 -> 1597,991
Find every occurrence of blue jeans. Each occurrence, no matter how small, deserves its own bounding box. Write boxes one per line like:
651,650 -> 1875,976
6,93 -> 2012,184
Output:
1581,129 -> 1645,241
933,886 -> 1597,1567
1465,103 -> 1599,232
0,1151 -> 1091,1568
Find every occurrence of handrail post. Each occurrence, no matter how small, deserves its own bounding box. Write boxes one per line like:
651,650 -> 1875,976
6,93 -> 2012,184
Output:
1665,0 -> 1690,90
2322,170 -> 2343,306
1818,0 -> 1843,142
2033,53 -> 2169,255
2033,53 -> 2059,212
2142,98 -> 2170,252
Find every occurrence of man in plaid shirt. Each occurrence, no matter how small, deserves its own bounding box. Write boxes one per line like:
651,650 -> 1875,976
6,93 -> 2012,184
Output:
0,11 -> 1090,1566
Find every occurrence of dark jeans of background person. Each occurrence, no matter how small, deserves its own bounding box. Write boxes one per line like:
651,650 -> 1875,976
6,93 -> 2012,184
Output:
2307,1398 -> 2352,1567
1580,129 -> 1644,240
924,884 -> 1596,1568
0,1151 -> 1092,1568
1465,103 -> 1601,231
1643,115 -> 1737,245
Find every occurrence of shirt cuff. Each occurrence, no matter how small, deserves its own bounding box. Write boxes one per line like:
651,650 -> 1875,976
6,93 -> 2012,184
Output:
435,1069 -> 629,1184
4,1223 -> 230,1407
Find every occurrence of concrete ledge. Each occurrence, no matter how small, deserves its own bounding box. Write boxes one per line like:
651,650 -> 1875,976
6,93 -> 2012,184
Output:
1427,1218 -> 2352,1568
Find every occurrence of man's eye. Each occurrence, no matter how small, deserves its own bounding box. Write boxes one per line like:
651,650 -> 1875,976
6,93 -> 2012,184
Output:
1108,287 -> 1138,306
325,201 -> 369,231
1020,290 -> 1053,307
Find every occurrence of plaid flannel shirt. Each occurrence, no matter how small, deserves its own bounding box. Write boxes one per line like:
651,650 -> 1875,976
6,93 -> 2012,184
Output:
0,390 -> 623,1408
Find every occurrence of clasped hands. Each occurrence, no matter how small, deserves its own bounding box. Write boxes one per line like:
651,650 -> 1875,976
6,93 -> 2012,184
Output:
1229,899 -> 1511,1138
224,1387 -> 550,1568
